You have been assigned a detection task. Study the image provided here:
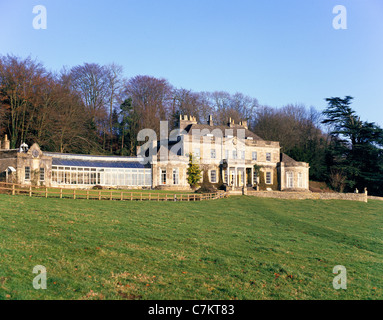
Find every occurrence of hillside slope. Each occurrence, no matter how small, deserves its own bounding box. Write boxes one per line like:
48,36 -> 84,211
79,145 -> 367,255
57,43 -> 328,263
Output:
0,194 -> 381,300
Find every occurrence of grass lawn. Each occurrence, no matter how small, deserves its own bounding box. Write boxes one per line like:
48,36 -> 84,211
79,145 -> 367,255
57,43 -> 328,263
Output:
0,194 -> 382,300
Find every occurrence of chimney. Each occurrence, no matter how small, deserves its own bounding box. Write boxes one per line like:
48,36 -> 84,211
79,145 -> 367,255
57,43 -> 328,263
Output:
228,117 -> 235,128
239,120 -> 248,129
179,115 -> 198,131
3,134 -> 10,150
208,115 -> 214,126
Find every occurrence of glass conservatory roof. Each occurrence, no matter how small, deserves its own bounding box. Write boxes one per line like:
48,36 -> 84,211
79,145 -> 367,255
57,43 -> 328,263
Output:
52,158 -> 146,169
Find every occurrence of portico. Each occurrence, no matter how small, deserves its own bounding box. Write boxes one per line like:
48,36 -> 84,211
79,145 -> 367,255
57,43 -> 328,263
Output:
224,164 -> 256,187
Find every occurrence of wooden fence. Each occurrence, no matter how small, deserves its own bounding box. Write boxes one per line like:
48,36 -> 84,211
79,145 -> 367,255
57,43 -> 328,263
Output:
0,183 -> 227,202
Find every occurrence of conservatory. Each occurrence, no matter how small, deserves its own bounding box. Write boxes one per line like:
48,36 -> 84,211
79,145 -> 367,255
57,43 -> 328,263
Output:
47,153 -> 152,187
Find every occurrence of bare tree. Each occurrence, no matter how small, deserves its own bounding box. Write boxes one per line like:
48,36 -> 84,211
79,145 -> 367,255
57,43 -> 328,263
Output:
329,169 -> 346,192
198,91 -> 258,126
125,75 -> 173,135
69,63 -> 110,127
0,55 -> 47,148
170,89 -> 210,128
48,72 -> 94,153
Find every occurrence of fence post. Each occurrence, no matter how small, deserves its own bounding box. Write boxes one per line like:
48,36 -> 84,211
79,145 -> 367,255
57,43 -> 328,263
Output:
99,190 -> 101,200
45,187 -> 48,198
12,184 -> 15,196
149,193 -> 151,201
110,191 -> 112,200
131,192 -> 133,201
29,186 -> 32,197
120,191 -> 123,201
87,190 -> 89,200
73,189 -> 76,200
60,188 -> 63,199
140,193 -> 142,201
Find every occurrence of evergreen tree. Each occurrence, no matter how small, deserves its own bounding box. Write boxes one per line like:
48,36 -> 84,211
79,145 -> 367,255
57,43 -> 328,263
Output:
322,96 -> 383,195
119,98 -> 140,156
187,154 -> 202,189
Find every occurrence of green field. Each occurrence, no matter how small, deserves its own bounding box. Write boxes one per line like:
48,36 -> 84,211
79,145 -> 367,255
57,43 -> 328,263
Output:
0,193 -> 382,300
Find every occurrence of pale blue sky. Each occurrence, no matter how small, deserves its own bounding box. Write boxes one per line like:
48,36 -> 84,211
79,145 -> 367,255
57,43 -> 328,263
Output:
1,0 -> 382,125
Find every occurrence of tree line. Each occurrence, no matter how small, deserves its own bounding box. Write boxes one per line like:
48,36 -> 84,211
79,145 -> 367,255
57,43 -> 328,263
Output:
1,55 -> 382,195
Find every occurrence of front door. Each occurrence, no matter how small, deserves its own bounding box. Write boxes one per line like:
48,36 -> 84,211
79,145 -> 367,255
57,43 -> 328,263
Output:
230,169 -> 235,186
246,168 -> 252,186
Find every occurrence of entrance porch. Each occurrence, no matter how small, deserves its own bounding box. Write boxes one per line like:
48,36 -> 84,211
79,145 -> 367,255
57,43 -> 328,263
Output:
223,166 -> 257,188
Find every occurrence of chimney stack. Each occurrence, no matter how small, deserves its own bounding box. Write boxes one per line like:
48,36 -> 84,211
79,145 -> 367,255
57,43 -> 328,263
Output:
239,120 -> 248,129
179,115 -> 198,131
208,115 -> 214,126
3,134 -> 10,150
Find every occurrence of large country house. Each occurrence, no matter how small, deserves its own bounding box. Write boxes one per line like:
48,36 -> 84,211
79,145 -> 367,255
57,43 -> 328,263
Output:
0,116 -> 309,191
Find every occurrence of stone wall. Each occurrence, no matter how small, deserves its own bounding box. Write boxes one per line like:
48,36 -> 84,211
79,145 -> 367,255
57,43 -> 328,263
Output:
152,161 -> 189,188
155,185 -> 192,191
16,144 -> 52,187
278,162 -> 310,191
0,150 -> 18,183
368,196 -> 383,201
245,191 -> 368,202
258,166 -> 279,191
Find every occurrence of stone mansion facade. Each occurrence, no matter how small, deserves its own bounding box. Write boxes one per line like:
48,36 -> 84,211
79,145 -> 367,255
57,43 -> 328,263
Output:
0,116 -> 309,191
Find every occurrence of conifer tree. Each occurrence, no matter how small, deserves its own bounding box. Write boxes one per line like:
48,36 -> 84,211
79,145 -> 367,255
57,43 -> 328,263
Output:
187,154 -> 202,189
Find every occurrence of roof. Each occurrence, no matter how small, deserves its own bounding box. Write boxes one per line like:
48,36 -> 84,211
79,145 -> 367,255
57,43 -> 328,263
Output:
155,142 -> 183,157
281,153 -> 298,164
184,123 -> 264,141
44,152 -> 142,162
52,158 -> 147,169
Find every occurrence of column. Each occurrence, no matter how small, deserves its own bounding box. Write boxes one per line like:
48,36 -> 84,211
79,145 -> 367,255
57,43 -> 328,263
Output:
251,167 -> 254,185
227,167 -> 229,185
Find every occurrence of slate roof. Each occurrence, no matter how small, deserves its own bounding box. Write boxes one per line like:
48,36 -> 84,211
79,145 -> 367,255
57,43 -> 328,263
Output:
52,158 -> 147,169
280,153 -> 299,164
184,124 -> 264,141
